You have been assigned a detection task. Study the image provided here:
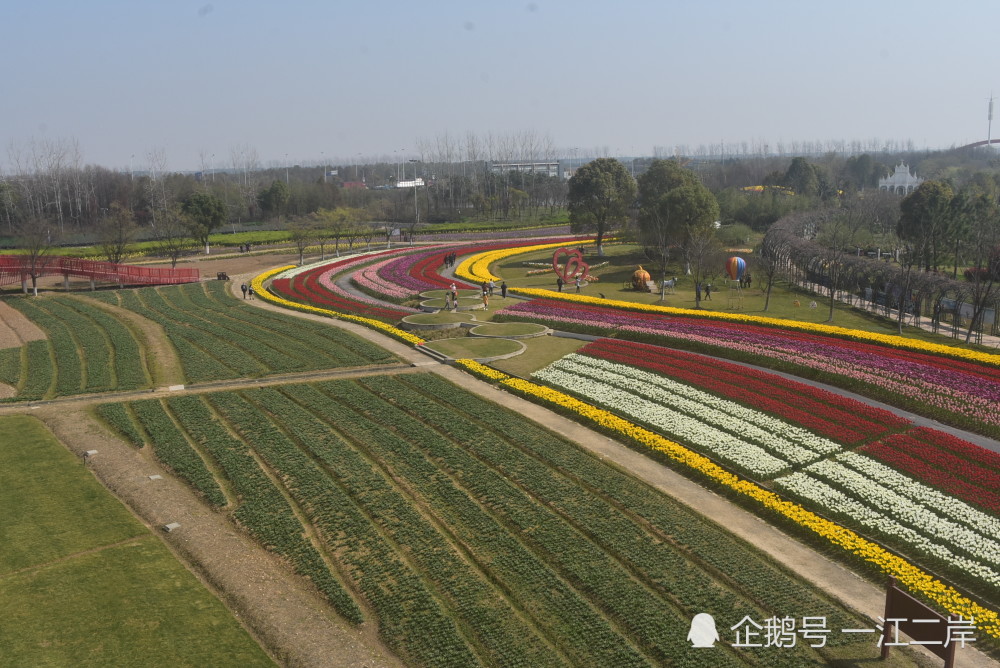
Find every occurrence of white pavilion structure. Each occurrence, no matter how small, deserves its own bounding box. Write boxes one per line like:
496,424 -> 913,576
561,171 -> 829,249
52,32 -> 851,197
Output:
878,163 -> 923,195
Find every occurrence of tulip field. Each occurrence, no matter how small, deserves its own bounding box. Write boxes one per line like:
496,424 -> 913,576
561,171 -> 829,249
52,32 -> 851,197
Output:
99,374 -> 878,667
530,338 -> 1000,606
493,297 -> 1000,439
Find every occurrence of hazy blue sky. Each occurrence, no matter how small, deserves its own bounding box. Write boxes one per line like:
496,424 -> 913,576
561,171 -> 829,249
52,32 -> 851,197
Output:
4,1 -> 1000,171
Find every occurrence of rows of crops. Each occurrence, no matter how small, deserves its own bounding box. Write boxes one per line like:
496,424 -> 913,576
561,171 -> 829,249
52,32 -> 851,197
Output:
90,282 -> 397,383
1,295 -> 149,400
100,374 -> 872,667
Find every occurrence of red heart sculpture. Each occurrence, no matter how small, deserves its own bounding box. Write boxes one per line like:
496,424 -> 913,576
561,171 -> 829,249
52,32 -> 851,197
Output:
552,247 -> 589,281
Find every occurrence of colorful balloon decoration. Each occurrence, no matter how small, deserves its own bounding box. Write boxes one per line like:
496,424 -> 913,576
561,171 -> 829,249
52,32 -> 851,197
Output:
725,256 -> 746,281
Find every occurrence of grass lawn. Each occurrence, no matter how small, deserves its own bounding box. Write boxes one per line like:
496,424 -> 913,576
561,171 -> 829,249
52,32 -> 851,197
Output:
0,416 -> 146,572
0,415 -> 273,666
490,334 -> 586,378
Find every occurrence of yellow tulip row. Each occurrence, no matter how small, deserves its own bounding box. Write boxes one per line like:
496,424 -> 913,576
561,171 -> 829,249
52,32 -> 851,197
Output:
454,242 -> 1000,368
453,358 -> 1000,639
454,240 -> 596,285
250,266 -> 426,346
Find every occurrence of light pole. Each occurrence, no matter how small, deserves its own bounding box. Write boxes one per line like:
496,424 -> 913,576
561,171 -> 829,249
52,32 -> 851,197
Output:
211,153 -> 215,182
409,159 -> 420,243
321,152 -> 326,183
285,154 -> 289,184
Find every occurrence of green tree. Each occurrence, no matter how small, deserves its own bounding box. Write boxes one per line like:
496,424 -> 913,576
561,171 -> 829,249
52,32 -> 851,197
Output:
783,157 -> 819,197
181,192 -> 227,254
898,181 -> 954,271
568,158 -> 636,256
636,160 -> 719,296
154,206 -> 192,268
259,180 -> 291,222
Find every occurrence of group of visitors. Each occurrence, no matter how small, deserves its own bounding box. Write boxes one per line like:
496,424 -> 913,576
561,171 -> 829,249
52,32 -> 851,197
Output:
238,243 -> 253,253
695,283 -> 713,301
239,283 -> 255,300
442,252 -> 458,268
739,272 -> 753,289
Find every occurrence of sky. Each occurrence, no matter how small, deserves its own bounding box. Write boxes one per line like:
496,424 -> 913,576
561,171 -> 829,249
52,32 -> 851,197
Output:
4,0 -> 1000,172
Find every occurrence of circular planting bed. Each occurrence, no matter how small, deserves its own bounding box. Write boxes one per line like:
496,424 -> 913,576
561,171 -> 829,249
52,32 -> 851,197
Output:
420,297 -> 484,311
422,337 -> 525,361
401,311 -> 474,330
468,322 -> 550,339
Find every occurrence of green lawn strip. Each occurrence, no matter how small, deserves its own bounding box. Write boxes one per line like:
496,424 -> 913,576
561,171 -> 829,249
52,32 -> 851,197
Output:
204,387 -> 480,668
423,337 -> 522,358
6,298 -> 82,396
36,297 -> 114,392
164,394 -> 363,625
128,287 -> 246,381
407,374 -> 875,653
342,375 -> 747,667
128,399 -> 226,507
200,281 -> 398,366
0,538 -> 273,667
53,295 -> 150,390
0,345 -> 22,387
253,385 -> 570,668
93,403 -> 146,448
0,415 -> 146,574
295,380 -> 652,668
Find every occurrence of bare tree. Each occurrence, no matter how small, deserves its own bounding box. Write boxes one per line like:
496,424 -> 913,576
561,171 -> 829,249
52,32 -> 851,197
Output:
14,215 -> 57,296
153,206 -> 192,268
97,202 -> 138,264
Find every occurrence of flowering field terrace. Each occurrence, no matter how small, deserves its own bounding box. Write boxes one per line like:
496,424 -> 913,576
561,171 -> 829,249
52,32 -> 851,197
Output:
531,340 -> 1000,604
360,236 -> 594,300
270,252 -> 416,324
495,298 -> 1000,438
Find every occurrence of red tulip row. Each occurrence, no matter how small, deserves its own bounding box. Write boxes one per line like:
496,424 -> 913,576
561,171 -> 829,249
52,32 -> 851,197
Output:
861,438 -> 1000,515
271,267 -> 409,323
904,426 -> 1000,471
580,338 -> 907,444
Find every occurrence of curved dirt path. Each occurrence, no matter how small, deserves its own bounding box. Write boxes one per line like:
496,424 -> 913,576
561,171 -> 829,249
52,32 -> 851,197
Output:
0,299 -> 45,348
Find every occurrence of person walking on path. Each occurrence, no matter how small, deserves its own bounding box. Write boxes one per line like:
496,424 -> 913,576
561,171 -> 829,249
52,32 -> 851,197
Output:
575,276 -> 582,293
247,286 -> 255,300
500,281 -> 508,299
557,276 -> 564,292
704,284 -> 712,300
482,286 -> 490,310
241,283 -> 248,299
488,279 -> 495,296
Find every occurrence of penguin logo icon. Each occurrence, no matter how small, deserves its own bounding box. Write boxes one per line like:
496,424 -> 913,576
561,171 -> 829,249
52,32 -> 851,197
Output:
687,613 -> 719,648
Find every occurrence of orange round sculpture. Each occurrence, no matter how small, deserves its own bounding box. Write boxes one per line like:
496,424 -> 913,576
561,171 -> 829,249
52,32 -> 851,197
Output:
632,265 -> 651,291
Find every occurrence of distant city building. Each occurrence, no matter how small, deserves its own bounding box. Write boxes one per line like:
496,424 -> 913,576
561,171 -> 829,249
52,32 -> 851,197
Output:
488,162 -> 563,179
878,162 -> 923,195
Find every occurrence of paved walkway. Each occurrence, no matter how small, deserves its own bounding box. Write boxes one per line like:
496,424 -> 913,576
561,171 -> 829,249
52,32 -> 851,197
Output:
237,271 -> 998,667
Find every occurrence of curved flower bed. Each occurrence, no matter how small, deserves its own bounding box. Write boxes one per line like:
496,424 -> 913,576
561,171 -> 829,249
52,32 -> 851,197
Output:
579,338 -> 905,444
494,298 -> 1000,437
862,430 -> 1000,514
252,266 -> 425,346
454,238 -> 595,285
455,358 -> 1000,640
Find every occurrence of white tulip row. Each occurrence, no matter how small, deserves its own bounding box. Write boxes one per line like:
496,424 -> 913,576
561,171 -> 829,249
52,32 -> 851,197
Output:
533,364 -> 789,477
837,451 -> 1000,537
549,355 -> 841,460
801,457 -> 1000,567
774,471 -> 1000,590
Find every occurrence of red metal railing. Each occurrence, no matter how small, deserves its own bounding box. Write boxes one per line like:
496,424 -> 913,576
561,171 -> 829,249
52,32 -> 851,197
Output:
0,255 -> 200,288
